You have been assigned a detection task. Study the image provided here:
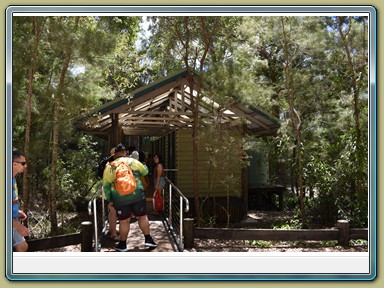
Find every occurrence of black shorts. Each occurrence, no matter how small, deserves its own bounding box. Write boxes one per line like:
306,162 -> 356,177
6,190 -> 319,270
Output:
115,198 -> 147,220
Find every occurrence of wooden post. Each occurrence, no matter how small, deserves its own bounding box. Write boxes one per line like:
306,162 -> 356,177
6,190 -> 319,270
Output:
81,221 -> 93,252
183,218 -> 195,249
337,220 -> 350,247
110,113 -> 119,147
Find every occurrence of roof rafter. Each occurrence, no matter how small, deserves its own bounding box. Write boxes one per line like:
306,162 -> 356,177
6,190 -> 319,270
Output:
74,69 -> 280,137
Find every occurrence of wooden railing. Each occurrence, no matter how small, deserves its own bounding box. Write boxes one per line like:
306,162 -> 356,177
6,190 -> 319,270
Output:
183,219 -> 368,249
26,221 -> 93,252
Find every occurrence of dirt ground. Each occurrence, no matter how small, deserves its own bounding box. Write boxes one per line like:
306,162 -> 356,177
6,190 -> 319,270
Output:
38,210 -> 368,253
183,210 -> 368,253
184,239 -> 368,252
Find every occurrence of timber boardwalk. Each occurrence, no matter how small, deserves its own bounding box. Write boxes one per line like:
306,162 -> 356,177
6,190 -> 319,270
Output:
100,210 -> 177,252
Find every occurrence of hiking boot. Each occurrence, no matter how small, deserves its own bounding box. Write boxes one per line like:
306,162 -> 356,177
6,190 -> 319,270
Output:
144,236 -> 157,248
114,242 -> 128,252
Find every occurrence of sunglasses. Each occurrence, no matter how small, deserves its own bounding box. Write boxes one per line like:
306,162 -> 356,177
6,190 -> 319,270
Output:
14,161 -> 27,166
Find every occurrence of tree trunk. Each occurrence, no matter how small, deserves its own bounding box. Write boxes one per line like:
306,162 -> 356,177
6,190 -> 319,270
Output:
48,16 -> 79,235
281,17 -> 305,222
337,17 -> 361,146
337,17 -> 367,200
23,17 -> 40,221
169,16 -> 219,225
49,96 -> 60,235
188,73 -> 201,225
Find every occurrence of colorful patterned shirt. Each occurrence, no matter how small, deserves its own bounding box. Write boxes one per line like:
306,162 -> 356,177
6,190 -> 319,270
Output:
12,177 -> 20,220
103,156 -> 149,208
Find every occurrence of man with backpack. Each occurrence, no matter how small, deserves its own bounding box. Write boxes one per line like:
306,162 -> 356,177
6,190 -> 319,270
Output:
103,143 -> 157,252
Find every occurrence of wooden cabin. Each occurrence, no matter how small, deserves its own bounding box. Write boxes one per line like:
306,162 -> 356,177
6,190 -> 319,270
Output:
74,69 -> 280,223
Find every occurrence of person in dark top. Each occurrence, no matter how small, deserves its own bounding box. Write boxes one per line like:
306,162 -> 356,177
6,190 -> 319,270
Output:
153,154 -> 165,192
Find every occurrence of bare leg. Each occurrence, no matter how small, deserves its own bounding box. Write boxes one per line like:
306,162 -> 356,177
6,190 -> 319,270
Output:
14,241 -> 28,252
137,215 -> 150,235
118,218 -> 131,242
108,206 -> 117,237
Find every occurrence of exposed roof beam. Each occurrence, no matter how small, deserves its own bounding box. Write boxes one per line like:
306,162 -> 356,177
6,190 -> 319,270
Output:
108,78 -> 185,115
74,70 -> 280,137
120,116 -> 193,122
123,121 -> 192,126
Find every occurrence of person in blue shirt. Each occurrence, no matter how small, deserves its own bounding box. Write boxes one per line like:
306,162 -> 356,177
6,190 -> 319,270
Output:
12,150 -> 30,252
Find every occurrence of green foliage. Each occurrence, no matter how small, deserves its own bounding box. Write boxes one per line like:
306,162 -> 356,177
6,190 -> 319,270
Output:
56,135 -> 100,212
349,239 -> 368,247
303,129 -> 368,228
11,15 -> 369,235
249,240 -> 272,248
198,117 -> 247,226
283,191 -> 300,211
273,218 -> 302,230
321,240 -> 337,247
198,215 -> 217,228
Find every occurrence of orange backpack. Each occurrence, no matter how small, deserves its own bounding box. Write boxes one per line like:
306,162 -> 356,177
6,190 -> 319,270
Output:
109,160 -> 137,195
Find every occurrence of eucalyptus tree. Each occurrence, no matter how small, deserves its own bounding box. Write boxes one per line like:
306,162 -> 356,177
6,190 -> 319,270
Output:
307,16 -> 369,227
250,16 -> 368,226
12,16 -> 140,235
146,16 -> 239,224
280,16 -> 307,219
229,16 -> 337,222
12,16 -> 43,218
48,16 -> 140,235
326,16 -> 368,198
100,17 -> 143,98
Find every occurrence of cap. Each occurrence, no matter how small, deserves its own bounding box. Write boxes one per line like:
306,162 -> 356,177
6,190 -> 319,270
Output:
130,151 -> 139,160
114,143 -> 126,153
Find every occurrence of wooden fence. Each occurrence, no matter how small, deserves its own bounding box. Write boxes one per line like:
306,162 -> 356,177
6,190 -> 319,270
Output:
26,219 -> 368,252
26,221 -> 93,252
183,219 -> 368,249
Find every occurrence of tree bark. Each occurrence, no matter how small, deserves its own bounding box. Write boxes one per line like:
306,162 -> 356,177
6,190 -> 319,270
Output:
23,17 -> 40,222
337,17 -> 367,200
49,16 -> 79,235
281,17 -> 305,222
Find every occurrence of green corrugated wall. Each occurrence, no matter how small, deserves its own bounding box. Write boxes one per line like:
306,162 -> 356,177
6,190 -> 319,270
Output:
174,128 -> 242,198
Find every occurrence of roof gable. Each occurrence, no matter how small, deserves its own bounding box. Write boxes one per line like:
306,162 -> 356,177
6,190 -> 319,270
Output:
74,69 -> 280,137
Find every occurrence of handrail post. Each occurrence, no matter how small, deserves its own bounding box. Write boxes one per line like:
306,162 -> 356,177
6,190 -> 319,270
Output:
169,182 -> 172,224
179,196 -> 184,250
183,218 -> 194,249
337,220 -> 350,247
93,198 -> 99,251
163,176 -> 190,252
81,221 -> 93,252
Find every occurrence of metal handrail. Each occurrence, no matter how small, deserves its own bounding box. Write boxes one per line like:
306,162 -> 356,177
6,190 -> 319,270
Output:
87,177 -> 189,252
163,176 -> 189,251
87,184 -> 105,252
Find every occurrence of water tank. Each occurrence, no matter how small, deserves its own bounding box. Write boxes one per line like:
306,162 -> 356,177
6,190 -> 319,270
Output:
247,142 -> 269,187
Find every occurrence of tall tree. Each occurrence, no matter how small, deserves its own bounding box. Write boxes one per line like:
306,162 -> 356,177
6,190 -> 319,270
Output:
335,16 -> 368,199
280,17 -> 305,220
147,16 -> 232,224
22,17 -> 40,220
48,16 -> 80,235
